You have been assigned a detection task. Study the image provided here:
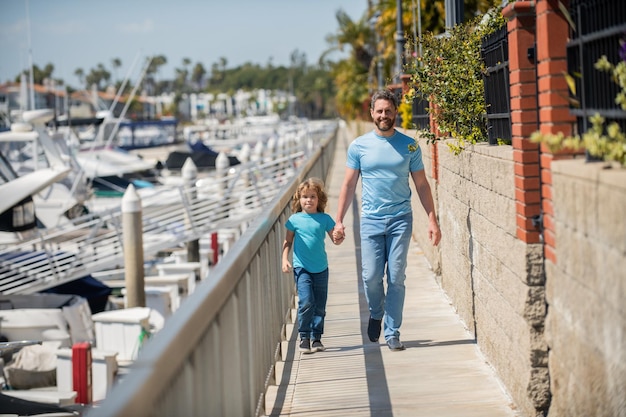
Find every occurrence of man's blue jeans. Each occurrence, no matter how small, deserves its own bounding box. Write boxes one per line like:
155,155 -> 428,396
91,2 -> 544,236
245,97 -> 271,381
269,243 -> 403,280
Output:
360,212 -> 412,341
294,267 -> 329,340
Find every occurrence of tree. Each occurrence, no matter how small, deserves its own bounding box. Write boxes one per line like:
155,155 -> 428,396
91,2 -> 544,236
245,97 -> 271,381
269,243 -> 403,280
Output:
322,9 -> 374,70
321,8 -> 374,119
85,63 -> 111,91
74,68 -> 85,88
146,55 -> 167,95
333,59 -> 370,119
111,58 -> 122,83
172,57 -> 193,97
16,63 -> 55,85
191,62 -> 206,90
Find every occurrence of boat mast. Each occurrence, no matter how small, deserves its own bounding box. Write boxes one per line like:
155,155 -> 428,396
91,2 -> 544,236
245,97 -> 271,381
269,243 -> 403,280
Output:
25,0 -> 35,110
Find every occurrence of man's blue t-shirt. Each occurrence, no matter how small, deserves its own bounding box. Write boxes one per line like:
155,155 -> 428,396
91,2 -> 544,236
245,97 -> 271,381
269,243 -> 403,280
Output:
286,212 -> 335,273
346,129 -> 424,219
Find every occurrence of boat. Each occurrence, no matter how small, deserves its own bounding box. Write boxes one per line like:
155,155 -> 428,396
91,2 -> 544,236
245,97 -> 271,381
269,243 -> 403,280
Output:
0,109 -> 77,243
162,139 -> 240,171
115,118 -> 178,150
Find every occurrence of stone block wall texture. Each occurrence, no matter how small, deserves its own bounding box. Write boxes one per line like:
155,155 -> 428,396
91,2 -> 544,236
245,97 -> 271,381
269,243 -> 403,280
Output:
414,135 -> 626,417
408,130 -> 441,274
417,139 -> 549,417
545,160 -> 626,417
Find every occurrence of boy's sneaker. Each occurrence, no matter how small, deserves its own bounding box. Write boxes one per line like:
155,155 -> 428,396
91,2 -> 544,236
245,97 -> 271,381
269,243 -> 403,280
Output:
311,340 -> 325,352
299,338 -> 311,353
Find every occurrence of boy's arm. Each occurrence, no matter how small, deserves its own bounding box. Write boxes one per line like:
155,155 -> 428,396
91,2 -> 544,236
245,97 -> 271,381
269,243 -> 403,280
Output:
282,230 -> 295,273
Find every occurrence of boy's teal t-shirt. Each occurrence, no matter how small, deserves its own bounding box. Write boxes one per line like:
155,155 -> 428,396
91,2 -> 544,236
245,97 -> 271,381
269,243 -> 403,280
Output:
286,212 -> 335,273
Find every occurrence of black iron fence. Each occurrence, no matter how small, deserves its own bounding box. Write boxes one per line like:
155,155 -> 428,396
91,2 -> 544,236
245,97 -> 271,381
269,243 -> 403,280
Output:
412,95 -> 430,131
567,0 -> 626,134
481,25 -> 511,145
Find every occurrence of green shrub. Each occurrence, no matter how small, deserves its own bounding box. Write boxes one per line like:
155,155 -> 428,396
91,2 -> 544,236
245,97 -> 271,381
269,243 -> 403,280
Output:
405,9 -> 506,154
531,53 -> 626,167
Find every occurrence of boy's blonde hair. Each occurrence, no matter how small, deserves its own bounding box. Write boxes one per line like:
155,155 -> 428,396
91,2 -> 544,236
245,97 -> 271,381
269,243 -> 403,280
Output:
291,177 -> 328,213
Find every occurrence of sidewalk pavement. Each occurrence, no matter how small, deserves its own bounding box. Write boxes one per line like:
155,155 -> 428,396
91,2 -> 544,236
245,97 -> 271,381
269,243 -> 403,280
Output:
265,122 -> 520,417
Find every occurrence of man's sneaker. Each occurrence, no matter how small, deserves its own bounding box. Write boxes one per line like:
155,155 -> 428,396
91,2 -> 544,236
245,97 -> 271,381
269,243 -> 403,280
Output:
386,337 -> 406,351
299,338 -> 311,353
311,340 -> 325,352
367,316 -> 382,342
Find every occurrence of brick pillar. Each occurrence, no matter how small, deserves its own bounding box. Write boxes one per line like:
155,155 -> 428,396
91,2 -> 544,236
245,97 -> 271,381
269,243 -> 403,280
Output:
428,101 -> 442,181
535,0 -> 578,263
504,5 -> 552,415
503,1 -> 542,244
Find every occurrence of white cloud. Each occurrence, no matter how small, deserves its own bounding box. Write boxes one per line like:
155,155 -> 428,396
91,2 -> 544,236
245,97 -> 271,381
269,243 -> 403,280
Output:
116,19 -> 155,34
42,20 -> 87,36
0,19 -> 27,43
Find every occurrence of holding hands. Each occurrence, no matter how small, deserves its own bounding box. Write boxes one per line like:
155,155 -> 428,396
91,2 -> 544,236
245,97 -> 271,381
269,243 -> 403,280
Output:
332,224 -> 345,245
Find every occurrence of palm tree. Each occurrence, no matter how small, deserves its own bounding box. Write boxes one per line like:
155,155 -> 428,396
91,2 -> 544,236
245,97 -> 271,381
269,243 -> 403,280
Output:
146,55 -> 167,95
111,58 -> 122,84
191,62 -> 206,90
74,68 -> 85,89
322,9 -> 374,70
321,8 -> 374,118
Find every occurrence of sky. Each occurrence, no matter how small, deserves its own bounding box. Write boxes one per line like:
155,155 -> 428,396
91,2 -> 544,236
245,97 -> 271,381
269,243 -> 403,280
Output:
0,0 -> 369,89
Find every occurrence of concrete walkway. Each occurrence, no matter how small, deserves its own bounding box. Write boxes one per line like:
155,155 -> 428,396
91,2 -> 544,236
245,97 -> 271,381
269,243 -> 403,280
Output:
265,123 -> 520,417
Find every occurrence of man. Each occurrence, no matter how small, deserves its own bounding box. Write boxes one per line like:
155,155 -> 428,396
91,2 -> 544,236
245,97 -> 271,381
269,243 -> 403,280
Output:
333,89 -> 441,351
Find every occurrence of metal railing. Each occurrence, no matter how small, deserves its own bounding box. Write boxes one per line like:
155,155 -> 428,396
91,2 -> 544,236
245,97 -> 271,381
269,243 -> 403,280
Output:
85,120 -> 338,417
0,120 -> 337,296
567,0 -> 626,134
411,95 -> 430,131
482,25 -> 511,145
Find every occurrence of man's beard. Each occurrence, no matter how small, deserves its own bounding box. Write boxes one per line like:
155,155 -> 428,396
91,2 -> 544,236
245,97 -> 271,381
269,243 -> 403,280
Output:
375,116 -> 395,132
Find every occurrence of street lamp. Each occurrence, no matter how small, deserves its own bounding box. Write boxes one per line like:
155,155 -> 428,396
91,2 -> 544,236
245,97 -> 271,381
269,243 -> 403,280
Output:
395,0 -> 405,85
412,0 -> 423,59
369,11 -> 382,90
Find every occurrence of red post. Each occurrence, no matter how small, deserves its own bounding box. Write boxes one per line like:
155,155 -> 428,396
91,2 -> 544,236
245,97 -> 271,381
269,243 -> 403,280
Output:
72,342 -> 92,404
211,232 -> 219,265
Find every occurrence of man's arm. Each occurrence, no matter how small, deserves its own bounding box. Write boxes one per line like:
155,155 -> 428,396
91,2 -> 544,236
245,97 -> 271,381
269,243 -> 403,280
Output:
333,167 -> 360,241
411,170 -> 441,246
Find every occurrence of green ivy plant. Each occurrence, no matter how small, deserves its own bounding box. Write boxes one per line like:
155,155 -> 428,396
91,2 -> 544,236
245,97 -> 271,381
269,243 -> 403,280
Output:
530,51 -> 626,167
404,8 -> 506,155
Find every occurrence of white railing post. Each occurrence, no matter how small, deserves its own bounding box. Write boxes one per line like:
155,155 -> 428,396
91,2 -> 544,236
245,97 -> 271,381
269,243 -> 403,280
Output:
239,142 -> 251,187
265,136 -> 276,164
182,158 -> 200,266
252,141 -> 263,163
122,184 -> 145,307
216,152 -> 229,198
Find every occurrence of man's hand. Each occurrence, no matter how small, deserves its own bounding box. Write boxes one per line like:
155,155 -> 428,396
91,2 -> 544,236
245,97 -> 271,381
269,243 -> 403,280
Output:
332,224 -> 345,245
429,221 -> 441,246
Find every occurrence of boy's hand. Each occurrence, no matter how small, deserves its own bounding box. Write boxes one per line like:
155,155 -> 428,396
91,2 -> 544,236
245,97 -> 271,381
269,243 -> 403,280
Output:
332,228 -> 345,245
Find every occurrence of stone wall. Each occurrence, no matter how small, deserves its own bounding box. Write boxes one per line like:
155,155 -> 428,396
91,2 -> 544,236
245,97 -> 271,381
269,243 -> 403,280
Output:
545,159 -> 626,417
410,134 -> 550,417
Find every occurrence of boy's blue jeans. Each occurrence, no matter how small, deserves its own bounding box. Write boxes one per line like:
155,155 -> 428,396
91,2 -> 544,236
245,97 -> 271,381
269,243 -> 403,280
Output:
294,267 -> 329,340
360,212 -> 412,341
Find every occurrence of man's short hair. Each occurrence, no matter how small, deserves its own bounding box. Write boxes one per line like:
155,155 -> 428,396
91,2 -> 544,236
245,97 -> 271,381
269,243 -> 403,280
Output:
370,89 -> 399,110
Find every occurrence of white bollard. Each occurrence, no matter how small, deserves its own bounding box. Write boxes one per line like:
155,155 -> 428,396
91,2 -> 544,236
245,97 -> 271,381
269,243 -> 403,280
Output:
239,143 -> 251,189
182,158 -> 200,266
216,152 -> 229,198
122,184 -> 145,308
